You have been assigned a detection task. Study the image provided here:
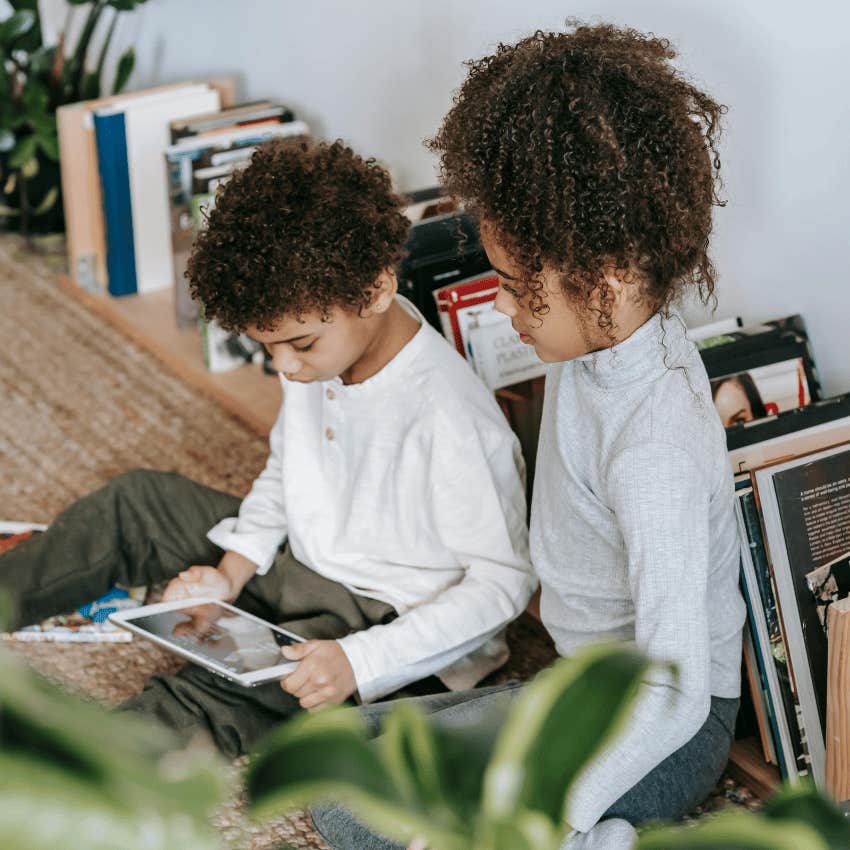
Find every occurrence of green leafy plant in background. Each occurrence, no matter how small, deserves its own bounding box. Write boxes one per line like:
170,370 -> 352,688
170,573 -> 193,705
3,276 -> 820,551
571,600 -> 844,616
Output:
0,0 -> 147,238
0,607 -> 226,849
246,643 -> 850,850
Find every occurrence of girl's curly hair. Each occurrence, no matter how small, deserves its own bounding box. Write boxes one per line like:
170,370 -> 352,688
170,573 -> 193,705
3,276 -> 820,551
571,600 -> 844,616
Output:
188,139 -> 410,332
428,22 -> 725,328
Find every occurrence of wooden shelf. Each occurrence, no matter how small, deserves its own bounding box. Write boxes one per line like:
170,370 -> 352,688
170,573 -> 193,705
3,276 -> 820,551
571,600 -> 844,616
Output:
60,278 -> 280,436
727,738 -> 781,800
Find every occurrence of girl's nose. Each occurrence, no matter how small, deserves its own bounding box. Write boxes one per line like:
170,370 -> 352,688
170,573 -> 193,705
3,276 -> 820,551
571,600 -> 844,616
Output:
494,287 -> 516,317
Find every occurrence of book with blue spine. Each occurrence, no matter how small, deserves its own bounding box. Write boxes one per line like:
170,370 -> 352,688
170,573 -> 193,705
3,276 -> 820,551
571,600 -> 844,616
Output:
94,110 -> 137,296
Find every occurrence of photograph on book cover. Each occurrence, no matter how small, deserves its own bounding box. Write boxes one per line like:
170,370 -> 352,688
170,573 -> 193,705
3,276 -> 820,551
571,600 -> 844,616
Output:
711,357 -> 811,429
755,443 -> 850,785
806,551 -> 850,633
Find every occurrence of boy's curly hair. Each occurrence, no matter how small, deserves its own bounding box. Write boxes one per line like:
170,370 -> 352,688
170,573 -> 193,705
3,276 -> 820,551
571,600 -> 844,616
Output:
188,139 -> 410,332
428,22 -> 725,328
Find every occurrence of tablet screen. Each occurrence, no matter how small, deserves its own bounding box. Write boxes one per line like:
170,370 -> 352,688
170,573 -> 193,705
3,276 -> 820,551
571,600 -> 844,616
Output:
129,602 -> 297,676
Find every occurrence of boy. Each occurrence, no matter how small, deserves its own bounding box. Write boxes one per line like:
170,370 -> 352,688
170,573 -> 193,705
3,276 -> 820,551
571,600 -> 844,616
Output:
0,140 -> 534,757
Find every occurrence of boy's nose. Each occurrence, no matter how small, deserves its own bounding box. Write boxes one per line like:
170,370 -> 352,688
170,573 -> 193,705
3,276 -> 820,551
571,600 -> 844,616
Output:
273,349 -> 303,375
494,287 -> 516,317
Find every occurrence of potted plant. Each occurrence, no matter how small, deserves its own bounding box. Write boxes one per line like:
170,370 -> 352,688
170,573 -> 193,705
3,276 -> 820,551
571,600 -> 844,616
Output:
0,0 -> 147,239
246,644 -> 850,850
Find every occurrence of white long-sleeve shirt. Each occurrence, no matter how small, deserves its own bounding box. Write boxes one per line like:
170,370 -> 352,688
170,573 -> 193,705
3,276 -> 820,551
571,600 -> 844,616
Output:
208,297 -> 535,702
530,311 -> 746,832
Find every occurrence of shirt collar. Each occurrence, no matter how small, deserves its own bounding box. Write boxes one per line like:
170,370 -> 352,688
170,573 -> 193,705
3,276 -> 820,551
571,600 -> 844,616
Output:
324,295 -> 429,396
574,310 -> 695,389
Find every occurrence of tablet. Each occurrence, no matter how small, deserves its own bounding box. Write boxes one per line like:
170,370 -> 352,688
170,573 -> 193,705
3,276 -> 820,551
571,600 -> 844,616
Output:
109,597 -> 305,686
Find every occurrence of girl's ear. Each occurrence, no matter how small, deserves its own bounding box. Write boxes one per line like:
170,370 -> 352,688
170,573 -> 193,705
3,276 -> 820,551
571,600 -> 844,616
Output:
368,268 -> 399,315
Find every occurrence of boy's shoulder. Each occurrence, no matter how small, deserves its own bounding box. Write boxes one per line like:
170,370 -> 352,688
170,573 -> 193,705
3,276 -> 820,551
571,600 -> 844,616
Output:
404,322 -> 519,452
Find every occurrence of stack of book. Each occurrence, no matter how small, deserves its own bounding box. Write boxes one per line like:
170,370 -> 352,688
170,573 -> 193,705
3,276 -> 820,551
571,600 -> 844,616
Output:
57,82 -> 308,311
696,315 -> 850,793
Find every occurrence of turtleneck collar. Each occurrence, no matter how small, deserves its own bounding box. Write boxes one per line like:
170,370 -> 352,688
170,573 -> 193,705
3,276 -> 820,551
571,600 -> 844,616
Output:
574,310 -> 695,390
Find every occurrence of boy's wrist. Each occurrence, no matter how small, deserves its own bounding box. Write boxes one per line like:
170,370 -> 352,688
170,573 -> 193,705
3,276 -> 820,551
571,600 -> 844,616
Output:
217,550 -> 259,601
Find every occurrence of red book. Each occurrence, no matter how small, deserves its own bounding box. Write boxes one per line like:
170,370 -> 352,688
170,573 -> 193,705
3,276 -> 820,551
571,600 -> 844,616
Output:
433,271 -> 499,358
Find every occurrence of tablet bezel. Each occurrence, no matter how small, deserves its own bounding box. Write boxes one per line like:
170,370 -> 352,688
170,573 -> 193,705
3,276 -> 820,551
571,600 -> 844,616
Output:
109,597 -> 305,686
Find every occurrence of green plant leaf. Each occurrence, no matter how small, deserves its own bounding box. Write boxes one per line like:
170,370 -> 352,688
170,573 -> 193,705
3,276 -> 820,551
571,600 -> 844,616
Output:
20,156 -> 38,179
80,70 -> 101,100
637,810 -> 829,850
112,46 -> 135,94
247,708 -> 400,818
0,10 -> 36,45
0,649 -> 225,821
760,785 -> 850,848
0,204 -> 21,216
27,44 -> 55,76
32,186 -> 57,216
9,135 -> 36,169
247,708 -> 466,850
483,644 -> 654,827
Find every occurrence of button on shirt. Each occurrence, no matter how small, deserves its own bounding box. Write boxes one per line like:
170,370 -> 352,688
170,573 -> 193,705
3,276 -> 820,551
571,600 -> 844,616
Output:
208,297 -> 535,702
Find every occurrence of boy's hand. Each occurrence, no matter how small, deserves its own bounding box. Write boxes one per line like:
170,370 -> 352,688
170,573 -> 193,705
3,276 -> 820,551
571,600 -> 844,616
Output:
163,566 -> 235,603
280,640 -> 356,709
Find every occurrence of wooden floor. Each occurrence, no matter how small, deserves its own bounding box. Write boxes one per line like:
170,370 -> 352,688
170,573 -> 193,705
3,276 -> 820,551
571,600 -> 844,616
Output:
59,279 -> 280,436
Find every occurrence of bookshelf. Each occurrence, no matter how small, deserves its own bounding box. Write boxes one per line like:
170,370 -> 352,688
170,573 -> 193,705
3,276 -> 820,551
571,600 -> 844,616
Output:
62,276 -> 780,800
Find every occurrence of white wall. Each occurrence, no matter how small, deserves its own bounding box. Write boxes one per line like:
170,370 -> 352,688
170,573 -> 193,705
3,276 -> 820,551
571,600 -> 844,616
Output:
107,0 -> 849,394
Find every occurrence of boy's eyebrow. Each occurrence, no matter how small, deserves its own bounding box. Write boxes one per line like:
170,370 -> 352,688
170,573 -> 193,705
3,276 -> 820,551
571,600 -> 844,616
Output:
255,332 -> 315,345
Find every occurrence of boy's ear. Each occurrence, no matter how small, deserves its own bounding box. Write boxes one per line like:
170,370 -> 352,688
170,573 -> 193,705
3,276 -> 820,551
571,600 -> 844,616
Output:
367,268 -> 398,315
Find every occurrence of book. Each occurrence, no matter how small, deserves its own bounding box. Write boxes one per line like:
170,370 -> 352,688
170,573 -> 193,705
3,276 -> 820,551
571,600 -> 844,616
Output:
727,394 -> 850,473
3,586 -> 146,643
699,316 -> 820,416
754,440 -> 850,786
58,79 -> 235,294
737,490 -> 808,780
711,357 -> 812,429
742,621 -> 778,766
94,84 -> 221,296
467,308 -> 548,390
169,101 -> 294,142
398,211 -> 491,332
0,524 -> 146,643
687,315 -> 743,344
433,271 -> 500,359
165,120 -> 309,325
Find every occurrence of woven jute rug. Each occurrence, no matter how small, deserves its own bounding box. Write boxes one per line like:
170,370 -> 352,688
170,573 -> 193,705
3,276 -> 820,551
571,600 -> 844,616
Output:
0,235 -> 756,848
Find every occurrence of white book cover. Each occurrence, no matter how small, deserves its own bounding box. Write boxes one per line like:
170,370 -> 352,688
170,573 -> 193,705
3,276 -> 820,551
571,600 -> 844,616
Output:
123,86 -> 221,292
467,310 -> 547,390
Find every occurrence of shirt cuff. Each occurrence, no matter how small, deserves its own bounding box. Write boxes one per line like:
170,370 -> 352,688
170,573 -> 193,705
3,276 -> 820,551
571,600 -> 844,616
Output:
336,631 -> 385,703
206,518 -> 282,575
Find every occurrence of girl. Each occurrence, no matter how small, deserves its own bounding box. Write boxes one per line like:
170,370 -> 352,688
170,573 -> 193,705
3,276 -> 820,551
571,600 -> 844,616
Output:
312,22 -> 746,848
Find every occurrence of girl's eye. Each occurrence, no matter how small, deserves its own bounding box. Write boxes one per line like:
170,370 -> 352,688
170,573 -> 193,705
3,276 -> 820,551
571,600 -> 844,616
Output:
293,342 -> 315,353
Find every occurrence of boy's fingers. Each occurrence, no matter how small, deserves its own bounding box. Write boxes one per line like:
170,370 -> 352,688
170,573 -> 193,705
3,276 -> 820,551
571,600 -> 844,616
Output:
300,688 -> 334,710
281,640 -> 317,660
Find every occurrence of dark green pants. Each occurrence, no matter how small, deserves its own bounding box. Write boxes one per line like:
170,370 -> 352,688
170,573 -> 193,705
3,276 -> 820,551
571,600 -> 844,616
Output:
0,469 -> 429,757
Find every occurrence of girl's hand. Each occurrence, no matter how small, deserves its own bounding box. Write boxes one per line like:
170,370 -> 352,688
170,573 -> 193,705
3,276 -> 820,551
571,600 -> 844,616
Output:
279,640 -> 356,708
163,565 -> 235,603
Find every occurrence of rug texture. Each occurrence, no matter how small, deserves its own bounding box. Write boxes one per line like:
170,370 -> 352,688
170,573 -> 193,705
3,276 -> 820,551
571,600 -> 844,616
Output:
0,235 -> 756,848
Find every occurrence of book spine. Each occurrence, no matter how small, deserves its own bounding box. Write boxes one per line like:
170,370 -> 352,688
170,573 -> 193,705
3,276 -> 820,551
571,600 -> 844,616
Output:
741,489 -> 812,778
94,111 -> 138,296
